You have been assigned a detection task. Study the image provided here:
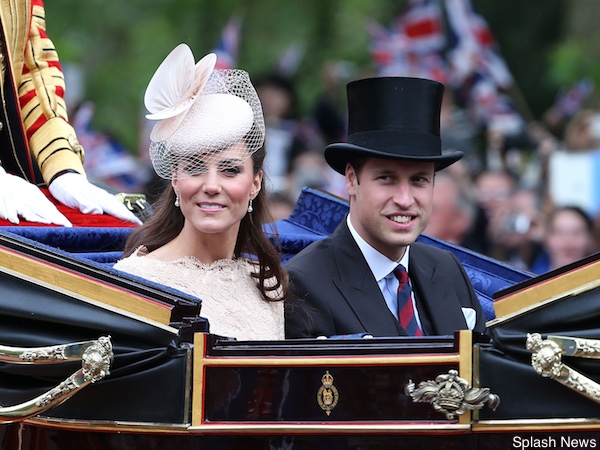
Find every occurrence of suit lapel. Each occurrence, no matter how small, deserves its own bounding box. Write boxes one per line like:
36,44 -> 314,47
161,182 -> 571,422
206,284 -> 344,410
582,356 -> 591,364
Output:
409,243 -> 467,335
330,222 -> 405,336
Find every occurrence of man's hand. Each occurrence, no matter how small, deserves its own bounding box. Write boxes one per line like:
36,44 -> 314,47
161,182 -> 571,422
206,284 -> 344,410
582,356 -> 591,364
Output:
49,172 -> 142,224
0,166 -> 72,226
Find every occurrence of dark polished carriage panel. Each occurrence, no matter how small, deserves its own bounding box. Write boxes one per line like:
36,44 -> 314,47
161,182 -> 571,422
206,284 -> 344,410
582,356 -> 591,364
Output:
2,187 -> 599,448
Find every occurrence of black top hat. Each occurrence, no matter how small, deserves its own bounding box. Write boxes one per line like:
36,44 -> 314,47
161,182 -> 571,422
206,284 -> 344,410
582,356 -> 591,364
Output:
324,77 -> 463,174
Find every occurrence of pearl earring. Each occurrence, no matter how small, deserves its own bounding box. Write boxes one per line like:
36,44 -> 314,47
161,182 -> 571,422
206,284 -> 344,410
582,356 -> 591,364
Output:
248,199 -> 253,213
174,191 -> 180,207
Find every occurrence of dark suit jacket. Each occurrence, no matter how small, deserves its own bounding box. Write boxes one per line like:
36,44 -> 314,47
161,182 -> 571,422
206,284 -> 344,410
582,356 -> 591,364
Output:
284,220 -> 486,338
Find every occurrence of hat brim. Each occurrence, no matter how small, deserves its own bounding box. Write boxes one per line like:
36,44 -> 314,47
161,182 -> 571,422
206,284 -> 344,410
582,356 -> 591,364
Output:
324,143 -> 463,174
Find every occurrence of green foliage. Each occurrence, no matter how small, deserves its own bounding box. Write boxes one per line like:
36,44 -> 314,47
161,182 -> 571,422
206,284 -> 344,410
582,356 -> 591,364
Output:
548,30 -> 600,90
45,0 -> 577,153
473,0 -> 568,119
46,0 -> 391,151
548,42 -> 590,86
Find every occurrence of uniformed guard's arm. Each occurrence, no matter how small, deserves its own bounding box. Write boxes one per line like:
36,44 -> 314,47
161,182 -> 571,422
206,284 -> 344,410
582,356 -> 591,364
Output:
21,0 -> 85,186
20,1 -> 140,224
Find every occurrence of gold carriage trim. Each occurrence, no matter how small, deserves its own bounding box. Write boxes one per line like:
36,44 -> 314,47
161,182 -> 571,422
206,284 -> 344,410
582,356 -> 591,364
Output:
405,369 -> 500,420
527,333 -> 600,403
0,336 -> 113,423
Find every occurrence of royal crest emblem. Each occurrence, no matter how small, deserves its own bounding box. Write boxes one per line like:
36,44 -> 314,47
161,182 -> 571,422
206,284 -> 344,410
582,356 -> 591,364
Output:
317,370 -> 339,416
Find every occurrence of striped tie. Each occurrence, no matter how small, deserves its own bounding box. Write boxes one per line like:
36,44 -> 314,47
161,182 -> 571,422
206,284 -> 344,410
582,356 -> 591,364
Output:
394,265 -> 423,336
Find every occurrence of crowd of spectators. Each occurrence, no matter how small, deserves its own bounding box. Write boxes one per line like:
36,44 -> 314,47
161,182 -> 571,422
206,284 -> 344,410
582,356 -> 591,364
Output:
76,65 -> 600,276
424,87 -> 600,275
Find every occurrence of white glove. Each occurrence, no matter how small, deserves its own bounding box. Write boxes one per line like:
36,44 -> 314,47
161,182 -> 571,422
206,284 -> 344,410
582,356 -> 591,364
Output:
0,166 -> 72,227
49,172 -> 142,224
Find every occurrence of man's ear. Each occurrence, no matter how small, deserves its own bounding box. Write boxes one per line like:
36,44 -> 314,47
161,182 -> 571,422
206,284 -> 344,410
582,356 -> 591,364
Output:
345,163 -> 358,196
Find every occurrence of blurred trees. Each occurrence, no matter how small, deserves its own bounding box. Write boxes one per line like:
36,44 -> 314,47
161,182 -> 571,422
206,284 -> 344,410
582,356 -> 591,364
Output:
45,0 -> 594,153
546,0 -> 600,88
474,0 -> 567,122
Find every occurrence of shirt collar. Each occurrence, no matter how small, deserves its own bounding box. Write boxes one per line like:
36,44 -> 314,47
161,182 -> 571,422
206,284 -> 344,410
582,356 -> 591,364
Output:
346,214 -> 410,283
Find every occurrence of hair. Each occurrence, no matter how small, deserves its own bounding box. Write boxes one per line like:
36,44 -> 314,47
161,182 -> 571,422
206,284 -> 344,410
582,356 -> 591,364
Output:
347,156 -> 443,186
547,205 -> 593,234
347,157 -> 368,182
255,72 -> 299,120
122,144 -> 289,302
434,171 -> 475,219
563,109 -> 600,151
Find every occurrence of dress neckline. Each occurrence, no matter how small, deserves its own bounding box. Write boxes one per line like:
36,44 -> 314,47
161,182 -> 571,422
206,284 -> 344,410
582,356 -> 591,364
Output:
133,245 -> 244,269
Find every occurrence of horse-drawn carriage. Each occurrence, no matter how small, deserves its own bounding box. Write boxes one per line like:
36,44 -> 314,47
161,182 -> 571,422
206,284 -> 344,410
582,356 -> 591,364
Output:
1,188 -> 599,449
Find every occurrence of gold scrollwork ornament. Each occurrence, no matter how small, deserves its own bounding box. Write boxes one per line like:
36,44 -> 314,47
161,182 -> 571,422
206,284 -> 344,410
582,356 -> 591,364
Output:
526,333 -> 563,378
526,333 -> 600,404
317,370 -> 339,416
81,335 -> 112,383
0,336 -> 113,423
20,345 -> 67,363
405,369 -> 500,420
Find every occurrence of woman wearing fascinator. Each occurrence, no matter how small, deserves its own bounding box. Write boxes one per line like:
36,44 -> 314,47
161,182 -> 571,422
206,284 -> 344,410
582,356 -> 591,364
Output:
114,44 -> 288,340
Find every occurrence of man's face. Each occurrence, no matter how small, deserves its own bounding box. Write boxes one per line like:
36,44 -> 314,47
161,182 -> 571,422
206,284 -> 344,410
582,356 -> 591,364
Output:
346,157 -> 435,261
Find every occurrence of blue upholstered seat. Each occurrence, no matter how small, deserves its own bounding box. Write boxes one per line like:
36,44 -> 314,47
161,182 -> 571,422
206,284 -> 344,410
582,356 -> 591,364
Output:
0,187 -> 534,320
271,188 -> 534,320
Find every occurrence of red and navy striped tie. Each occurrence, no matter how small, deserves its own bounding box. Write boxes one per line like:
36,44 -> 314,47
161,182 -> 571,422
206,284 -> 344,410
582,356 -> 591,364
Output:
394,265 -> 423,336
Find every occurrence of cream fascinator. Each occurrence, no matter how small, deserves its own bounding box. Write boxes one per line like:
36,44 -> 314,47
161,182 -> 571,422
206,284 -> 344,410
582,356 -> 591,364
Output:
144,44 -> 265,180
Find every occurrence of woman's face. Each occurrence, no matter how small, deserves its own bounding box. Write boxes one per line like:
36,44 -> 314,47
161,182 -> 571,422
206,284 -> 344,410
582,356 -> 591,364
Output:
546,209 -> 593,269
172,143 -> 262,238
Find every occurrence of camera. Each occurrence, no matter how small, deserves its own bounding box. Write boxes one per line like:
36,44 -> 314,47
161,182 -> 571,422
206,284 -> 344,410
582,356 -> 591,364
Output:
502,213 -> 531,234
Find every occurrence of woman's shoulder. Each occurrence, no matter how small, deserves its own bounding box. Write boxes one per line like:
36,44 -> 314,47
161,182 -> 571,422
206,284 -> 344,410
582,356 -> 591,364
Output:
113,246 -> 153,271
114,245 -> 146,262
131,245 -> 150,257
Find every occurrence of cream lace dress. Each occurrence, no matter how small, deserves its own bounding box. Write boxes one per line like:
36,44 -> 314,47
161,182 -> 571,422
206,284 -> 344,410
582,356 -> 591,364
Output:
113,247 -> 284,340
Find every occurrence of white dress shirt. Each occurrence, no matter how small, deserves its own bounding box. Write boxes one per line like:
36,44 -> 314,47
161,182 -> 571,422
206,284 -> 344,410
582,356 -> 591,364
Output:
346,215 -> 423,328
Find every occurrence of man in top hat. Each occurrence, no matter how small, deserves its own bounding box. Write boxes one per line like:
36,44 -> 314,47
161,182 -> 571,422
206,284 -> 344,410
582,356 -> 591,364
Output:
284,77 -> 486,338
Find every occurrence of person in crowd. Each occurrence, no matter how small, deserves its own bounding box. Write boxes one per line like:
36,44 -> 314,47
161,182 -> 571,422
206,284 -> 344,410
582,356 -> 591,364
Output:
284,77 -> 486,338
266,192 -> 296,222
562,109 -> 600,152
0,0 -> 140,226
530,206 -> 597,274
114,45 -> 288,340
424,171 -> 475,246
256,72 -> 344,206
311,60 -> 349,146
462,169 -> 516,256
485,186 -> 545,269
255,73 -> 302,196
440,88 -> 481,175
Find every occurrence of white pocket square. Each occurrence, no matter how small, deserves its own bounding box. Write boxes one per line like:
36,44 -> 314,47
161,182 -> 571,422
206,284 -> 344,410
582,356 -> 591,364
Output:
462,307 -> 477,330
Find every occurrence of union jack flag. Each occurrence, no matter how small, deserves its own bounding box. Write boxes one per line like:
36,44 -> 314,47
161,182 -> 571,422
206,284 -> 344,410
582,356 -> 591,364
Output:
552,78 -> 595,119
444,0 -> 513,89
366,0 -> 446,82
395,0 -> 445,54
367,0 -> 522,131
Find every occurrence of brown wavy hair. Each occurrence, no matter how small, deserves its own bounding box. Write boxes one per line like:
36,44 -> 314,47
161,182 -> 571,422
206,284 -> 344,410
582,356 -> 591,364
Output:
122,145 -> 288,301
